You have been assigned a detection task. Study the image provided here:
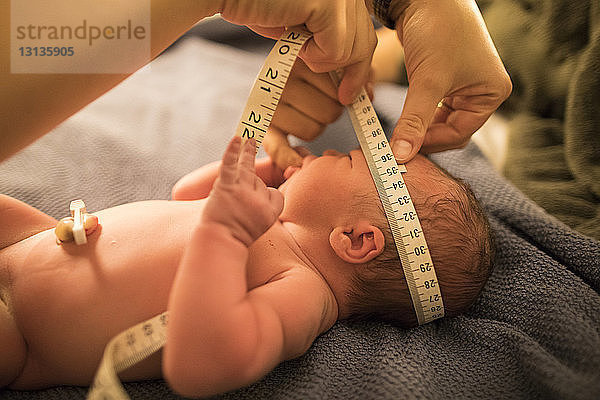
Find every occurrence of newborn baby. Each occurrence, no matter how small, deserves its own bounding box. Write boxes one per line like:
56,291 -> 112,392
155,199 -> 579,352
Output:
0,137 -> 493,397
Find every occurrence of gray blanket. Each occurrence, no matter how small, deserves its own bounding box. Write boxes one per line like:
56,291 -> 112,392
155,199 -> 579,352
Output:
1,34 -> 599,400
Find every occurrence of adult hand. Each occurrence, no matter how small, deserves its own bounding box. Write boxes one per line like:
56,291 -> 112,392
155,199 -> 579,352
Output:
263,59 -> 376,170
219,0 -> 377,105
263,59 -> 344,169
383,0 -> 512,162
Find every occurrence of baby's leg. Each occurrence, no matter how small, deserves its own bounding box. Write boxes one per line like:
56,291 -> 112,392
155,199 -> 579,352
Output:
0,300 -> 26,387
0,195 -> 53,386
0,194 -> 57,250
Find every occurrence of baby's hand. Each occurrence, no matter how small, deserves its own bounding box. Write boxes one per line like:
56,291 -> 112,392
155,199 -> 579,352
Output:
201,137 -> 285,247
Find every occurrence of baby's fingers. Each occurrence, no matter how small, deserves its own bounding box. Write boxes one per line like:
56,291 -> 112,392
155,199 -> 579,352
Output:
237,138 -> 257,184
220,136 -> 243,184
268,187 -> 284,217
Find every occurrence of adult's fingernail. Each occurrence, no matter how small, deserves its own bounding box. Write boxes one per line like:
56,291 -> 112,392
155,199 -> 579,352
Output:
393,140 -> 412,160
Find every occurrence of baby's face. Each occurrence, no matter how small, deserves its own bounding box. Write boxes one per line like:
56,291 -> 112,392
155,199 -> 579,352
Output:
277,149 -> 446,228
277,148 -> 374,226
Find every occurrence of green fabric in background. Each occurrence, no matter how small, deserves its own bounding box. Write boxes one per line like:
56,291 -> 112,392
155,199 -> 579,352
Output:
477,0 -> 600,240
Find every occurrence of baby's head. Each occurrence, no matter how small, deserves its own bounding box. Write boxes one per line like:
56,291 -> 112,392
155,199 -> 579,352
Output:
278,149 -> 494,328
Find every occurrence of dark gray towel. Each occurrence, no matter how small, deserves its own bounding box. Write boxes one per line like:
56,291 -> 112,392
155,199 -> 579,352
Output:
1,37 -> 599,400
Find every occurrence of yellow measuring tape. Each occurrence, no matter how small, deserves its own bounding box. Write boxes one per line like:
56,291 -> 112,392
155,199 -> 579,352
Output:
86,26 -> 443,400
328,70 -> 444,324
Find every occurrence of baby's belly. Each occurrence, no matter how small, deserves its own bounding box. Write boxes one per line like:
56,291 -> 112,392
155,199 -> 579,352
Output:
3,200 -> 202,388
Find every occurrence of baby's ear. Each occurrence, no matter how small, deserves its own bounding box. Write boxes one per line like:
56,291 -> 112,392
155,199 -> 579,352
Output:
329,221 -> 385,264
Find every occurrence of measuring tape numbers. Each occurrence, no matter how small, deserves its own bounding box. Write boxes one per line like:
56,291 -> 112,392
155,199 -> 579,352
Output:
87,312 -> 168,399
87,26 -> 442,400
235,28 -> 312,149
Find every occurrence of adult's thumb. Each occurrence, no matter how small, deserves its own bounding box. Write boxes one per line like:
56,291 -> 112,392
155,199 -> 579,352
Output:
391,85 -> 440,163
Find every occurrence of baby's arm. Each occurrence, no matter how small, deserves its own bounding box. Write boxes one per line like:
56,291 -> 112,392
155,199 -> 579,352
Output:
164,137 -> 328,397
171,155 -> 286,201
0,195 -> 57,250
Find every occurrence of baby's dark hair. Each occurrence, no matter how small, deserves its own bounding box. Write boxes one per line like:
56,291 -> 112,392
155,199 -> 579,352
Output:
345,159 -> 495,328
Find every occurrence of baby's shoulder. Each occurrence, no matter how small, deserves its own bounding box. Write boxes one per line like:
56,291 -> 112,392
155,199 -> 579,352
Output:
249,265 -> 338,358
259,264 -> 338,327
246,231 -> 325,291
